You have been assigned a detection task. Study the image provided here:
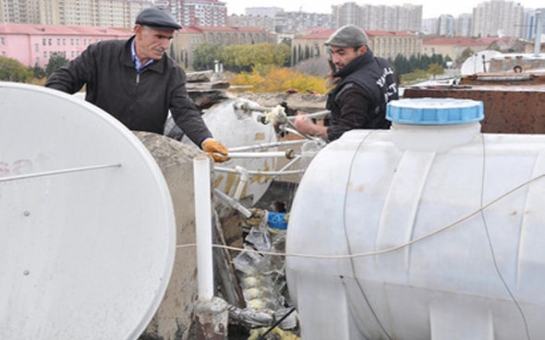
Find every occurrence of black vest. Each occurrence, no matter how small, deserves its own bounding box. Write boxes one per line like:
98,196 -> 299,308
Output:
326,52 -> 398,130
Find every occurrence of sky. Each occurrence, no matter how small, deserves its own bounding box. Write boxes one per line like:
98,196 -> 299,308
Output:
224,0 -> 544,19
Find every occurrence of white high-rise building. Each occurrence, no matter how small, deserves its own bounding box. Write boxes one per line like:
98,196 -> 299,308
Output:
438,14 -> 455,37
472,0 -> 523,38
332,2 -> 422,31
455,13 -> 473,37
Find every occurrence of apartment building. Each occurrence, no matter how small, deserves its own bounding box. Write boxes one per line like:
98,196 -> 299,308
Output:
332,3 -> 422,32
437,15 -> 455,37
455,14 -> 473,37
0,23 -> 132,67
228,14 -> 275,33
472,0 -> 523,38
154,0 -> 227,27
0,0 -> 152,27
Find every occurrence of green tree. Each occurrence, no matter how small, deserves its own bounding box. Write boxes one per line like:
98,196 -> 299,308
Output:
487,41 -> 501,51
427,63 -> 444,80
393,54 -> 411,75
30,63 -> 46,79
45,53 -> 69,76
459,47 -> 475,64
192,42 -> 222,71
219,43 -> 289,73
0,56 -> 33,82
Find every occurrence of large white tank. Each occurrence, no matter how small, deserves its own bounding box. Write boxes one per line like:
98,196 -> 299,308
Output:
286,98 -> 545,339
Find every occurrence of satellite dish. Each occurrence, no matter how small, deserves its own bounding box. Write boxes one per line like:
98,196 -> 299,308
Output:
0,83 -> 176,339
461,50 -> 502,75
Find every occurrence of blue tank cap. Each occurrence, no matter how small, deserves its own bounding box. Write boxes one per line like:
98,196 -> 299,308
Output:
386,98 -> 484,125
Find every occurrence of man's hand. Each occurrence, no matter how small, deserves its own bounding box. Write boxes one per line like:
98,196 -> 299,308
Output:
202,139 -> 230,163
294,113 -> 329,140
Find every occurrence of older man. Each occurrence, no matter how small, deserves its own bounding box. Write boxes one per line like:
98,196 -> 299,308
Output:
45,8 -> 228,162
294,24 -> 399,142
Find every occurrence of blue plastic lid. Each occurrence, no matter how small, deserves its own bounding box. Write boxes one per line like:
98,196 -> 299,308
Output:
386,98 -> 484,125
267,212 -> 287,230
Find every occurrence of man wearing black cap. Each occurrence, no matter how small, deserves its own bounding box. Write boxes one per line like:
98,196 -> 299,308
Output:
45,8 -> 229,162
294,24 -> 399,142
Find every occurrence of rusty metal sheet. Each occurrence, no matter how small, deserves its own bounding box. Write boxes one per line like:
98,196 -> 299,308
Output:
403,84 -> 545,134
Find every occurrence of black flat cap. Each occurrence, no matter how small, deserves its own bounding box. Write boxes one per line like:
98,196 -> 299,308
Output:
135,8 -> 182,30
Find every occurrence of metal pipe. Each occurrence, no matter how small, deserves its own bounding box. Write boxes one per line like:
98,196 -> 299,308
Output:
227,150 -> 296,160
228,140 -> 307,152
213,189 -> 252,218
287,110 -> 330,120
270,155 -> 303,181
214,166 -> 305,177
475,75 -> 532,82
534,11 -> 542,57
0,163 -> 121,183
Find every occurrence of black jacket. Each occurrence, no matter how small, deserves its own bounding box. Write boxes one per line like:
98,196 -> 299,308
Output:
45,37 -> 212,146
326,49 -> 398,141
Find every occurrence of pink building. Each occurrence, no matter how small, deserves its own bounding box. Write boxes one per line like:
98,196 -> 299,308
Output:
0,23 -> 133,68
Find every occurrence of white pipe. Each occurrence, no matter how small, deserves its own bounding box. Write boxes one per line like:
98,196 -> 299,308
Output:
214,189 -> 252,218
233,165 -> 249,200
193,155 -> 214,301
227,151 -> 295,159
228,140 -> 307,152
214,166 -> 306,176
287,110 -> 330,120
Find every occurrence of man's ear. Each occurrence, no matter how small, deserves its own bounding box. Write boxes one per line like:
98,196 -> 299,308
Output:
357,45 -> 367,55
134,24 -> 143,36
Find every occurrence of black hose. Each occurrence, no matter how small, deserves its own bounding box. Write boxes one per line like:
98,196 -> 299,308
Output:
257,307 -> 296,340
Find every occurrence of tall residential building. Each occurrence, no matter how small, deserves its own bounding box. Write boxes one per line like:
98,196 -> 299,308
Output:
437,15 -> 455,37
274,11 -> 333,34
472,0 -> 523,38
245,7 -> 282,18
156,0 -> 226,27
228,10 -> 333,34
228,14 -> 275,32
455,13 -> 473,37
522,8 -> 545,40
333,2 -> 422,31
0,0 -> 152,27
421,18 -> 438,35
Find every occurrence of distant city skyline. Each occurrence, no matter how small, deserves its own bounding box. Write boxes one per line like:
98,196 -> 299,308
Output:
224,0 -> 544,18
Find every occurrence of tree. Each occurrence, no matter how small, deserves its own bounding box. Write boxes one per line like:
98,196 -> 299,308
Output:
45,53 -> 69,76
487,41 -> 501,51
30,63 -> 46,79
0,56 -> 33,82
459,47 -> 475,64
192,42 -> 222,71
219,43 -> 289,73
427,63 -> 444,80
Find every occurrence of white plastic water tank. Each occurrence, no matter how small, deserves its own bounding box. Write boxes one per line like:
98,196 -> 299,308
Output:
286,98 -> 545,339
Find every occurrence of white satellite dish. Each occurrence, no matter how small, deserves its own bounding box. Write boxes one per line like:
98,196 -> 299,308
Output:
460,50 -> 502,75
0,83 -> 176,339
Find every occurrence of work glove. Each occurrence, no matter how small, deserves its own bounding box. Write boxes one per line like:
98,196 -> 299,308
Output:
202,139 -> 230,163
